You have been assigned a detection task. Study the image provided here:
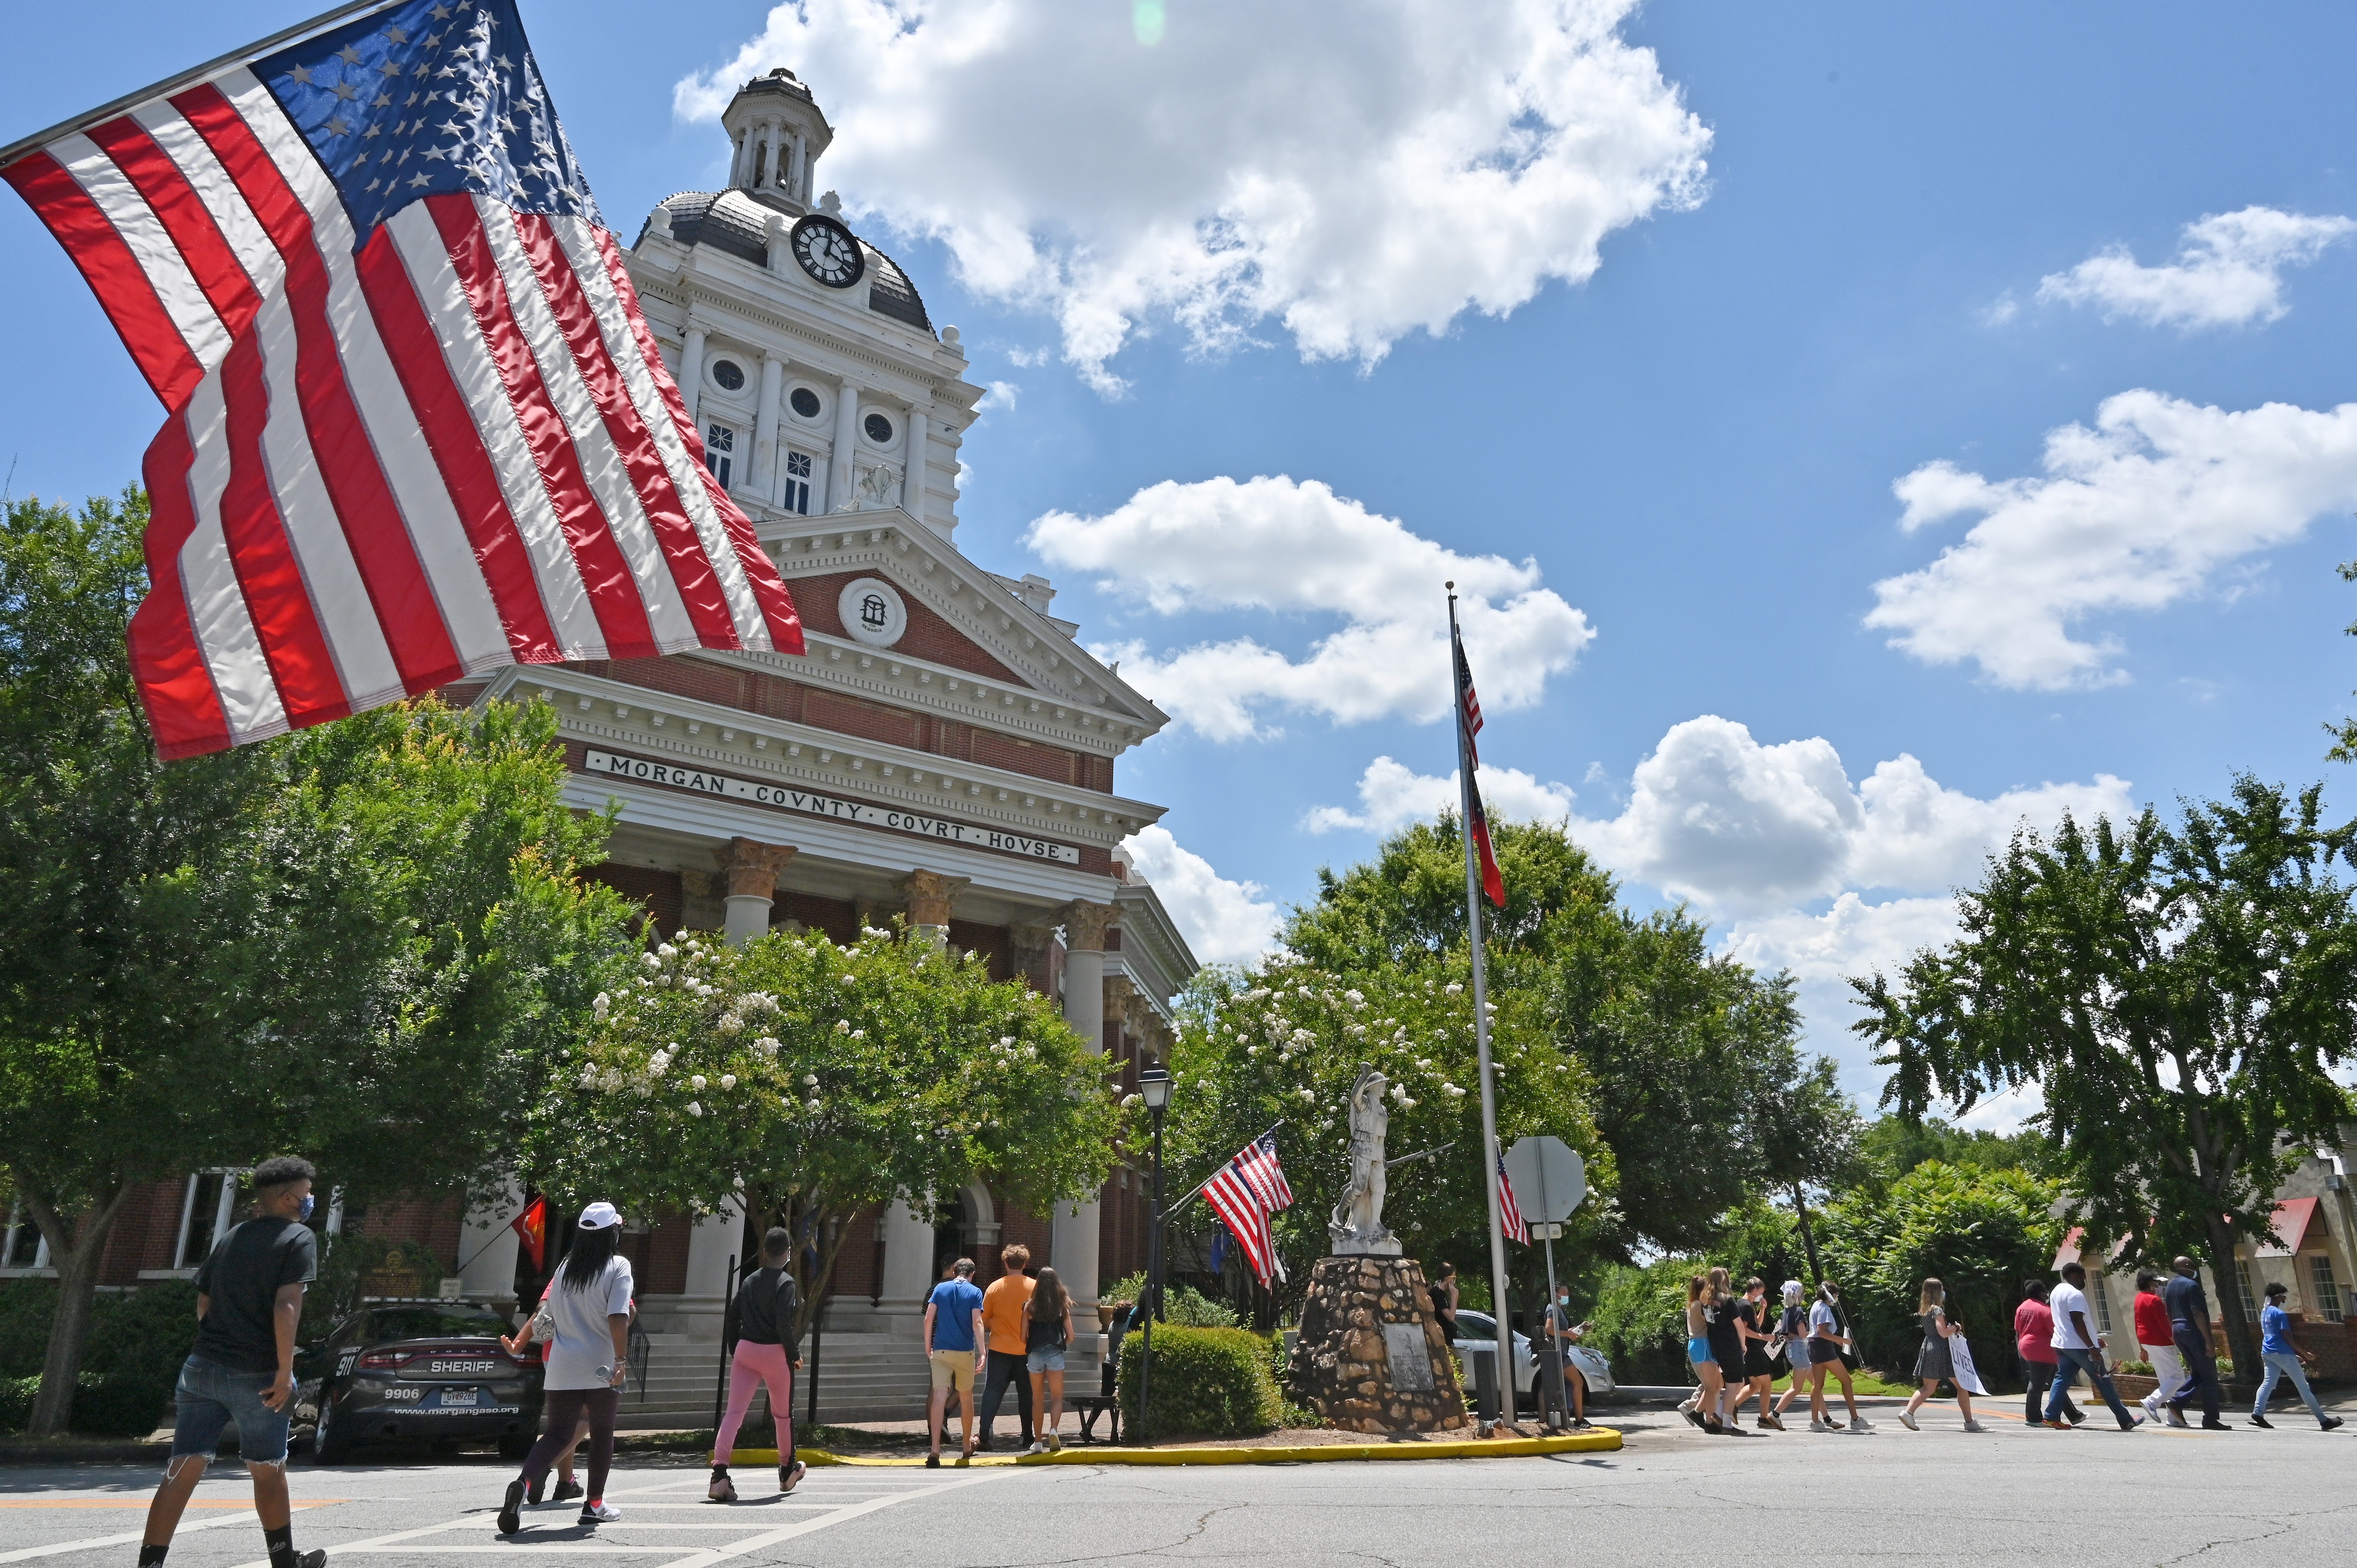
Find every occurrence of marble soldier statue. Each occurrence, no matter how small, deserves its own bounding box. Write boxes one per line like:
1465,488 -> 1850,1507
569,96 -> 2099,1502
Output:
1329,1064 -> 1401,1256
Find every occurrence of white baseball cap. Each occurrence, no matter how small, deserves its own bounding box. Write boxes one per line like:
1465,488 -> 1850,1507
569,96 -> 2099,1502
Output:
577,1201 -> 622,1231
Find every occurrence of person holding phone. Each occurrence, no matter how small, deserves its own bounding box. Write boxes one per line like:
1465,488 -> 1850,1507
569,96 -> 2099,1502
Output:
1541,1283 -> 1592,1429
498,1204 -> 635,1535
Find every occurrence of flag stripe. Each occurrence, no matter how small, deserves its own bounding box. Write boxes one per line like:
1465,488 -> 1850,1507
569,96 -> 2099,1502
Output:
1,151 -> 203,407
210,328 -> 349,723
355,225 -> 562,662
429,193 -> 659,656
546,214 -> 769,648
132,408 -> 233,757
478,201 -> 711,647
585,225 -> 800,650
383,202 -> 606,657
180,83 -> 462,695
49,132 -> 232,378
172,372 -> 288,745
81,117 -> 261,342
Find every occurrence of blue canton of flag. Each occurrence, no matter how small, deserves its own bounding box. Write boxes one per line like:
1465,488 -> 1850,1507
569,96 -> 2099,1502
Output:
258,0 -> 599,248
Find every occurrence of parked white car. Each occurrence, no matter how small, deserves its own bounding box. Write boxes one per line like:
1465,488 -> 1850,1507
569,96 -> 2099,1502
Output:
1451,1309 -> 1615,1408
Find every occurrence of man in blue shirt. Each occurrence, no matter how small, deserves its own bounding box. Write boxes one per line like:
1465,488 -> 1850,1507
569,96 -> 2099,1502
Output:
2163,1256 -> 2231,1430
923,1258 -> 986,1466
2249,1280 -> 2344,1430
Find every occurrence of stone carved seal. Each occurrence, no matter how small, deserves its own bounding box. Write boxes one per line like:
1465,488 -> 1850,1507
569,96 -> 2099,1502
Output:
1328,1063 -> 1401,1256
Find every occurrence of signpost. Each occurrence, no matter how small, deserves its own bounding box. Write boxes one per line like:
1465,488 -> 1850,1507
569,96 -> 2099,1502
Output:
1503,1137 -> 1586,1428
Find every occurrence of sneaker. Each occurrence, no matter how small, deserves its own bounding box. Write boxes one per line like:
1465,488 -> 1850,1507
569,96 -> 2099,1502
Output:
1680,1408 -> 1704,1429
2201,1418 -> 2234,1430
2065,1410 -> 2087,1426
2044,1419 -> 2073,1430
293,1552 -> 327,1568
2250,1413 -> 2273,1429
2119,1413 -> 2145,1430
1023,1440 -> 1048,1455
1848,1418 -> 1873,1432
1963,1420 -> 1988,1433
976,1435 -> 995,1452
525,1474 -> 546,1506
2167,1412 -> 2191,1429
1047,1434 -> 1063,1452
707,1467 -> 736,1504
1898,1411 -> 1919,1431
497,1480 -> 524,1536
2322,1416 -> 2345,1432
779,1460 -> 806,1494
924,1453 -> 940,1468
551,1480 -> 584,1504
579,1502 -> 620,1526
1809,1418 -> 1833,1432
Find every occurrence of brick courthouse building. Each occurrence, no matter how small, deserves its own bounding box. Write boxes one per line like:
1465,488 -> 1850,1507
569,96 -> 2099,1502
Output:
4,68 -> 1197,1424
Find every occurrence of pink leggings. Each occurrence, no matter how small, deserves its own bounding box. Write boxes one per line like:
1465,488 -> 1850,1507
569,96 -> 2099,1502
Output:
713,1342 -> 794,1466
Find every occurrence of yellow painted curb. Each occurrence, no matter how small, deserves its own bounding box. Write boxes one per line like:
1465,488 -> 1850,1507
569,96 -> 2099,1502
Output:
720,1430 -> 1620,1468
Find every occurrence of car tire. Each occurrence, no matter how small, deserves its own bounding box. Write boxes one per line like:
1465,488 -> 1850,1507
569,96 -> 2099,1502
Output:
313,1391 -> 353,1466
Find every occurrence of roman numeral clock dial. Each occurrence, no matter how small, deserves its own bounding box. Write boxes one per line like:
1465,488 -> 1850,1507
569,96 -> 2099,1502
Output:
790,215 -> 865,288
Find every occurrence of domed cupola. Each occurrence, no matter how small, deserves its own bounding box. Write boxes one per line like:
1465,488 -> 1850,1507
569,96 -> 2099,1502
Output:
721,67 -> 832,212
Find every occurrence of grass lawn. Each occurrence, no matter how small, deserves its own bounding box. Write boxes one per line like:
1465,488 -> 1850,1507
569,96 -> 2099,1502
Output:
1765,1370 -> 1917,1398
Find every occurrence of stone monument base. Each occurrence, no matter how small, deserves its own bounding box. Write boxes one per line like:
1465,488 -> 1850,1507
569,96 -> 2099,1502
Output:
1286,1256 -> 1470,1434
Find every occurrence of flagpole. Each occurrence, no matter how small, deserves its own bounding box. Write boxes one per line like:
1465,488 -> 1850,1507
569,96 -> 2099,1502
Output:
0,0 -> 405,170
1450,584 -> 1516,1433
1155,1116 -> 1287,1225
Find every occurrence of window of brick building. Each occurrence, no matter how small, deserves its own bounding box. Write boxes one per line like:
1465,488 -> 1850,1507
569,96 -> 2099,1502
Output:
2311,1255 -> 2345,1322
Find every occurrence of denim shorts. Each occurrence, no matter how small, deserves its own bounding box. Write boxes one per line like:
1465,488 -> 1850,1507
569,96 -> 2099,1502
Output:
170,1354 -> 291,1463
1026,1345 -> 1067,1373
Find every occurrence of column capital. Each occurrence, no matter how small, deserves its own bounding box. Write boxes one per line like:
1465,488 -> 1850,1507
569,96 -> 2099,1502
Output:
717,837 -> 797,900
1061,900 -> 1115,953
900,868 -> 970,929
1007,921 -> 1056,975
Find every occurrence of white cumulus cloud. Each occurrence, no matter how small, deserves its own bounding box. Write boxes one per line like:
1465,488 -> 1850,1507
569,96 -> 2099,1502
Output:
675,0 -> 1710,391
1120,825 -> 1280,966
2037,206 -> 2353,329
1301,756 -> 1575,835
1030,475 -> 1593,739
1867,391 -> 2357,689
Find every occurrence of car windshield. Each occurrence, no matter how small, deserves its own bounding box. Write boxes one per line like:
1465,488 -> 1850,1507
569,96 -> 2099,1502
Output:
1455,1311 -> 1495,1337
359,1307 -> 504,1344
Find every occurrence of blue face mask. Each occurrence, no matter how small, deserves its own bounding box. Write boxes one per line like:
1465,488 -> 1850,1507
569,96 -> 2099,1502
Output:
299,1193 -> 315,1222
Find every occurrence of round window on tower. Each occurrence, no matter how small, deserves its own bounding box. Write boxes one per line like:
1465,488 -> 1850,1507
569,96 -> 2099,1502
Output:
864,412 -> 896,445
790,387 -> 822,419
710,359 -> 745,392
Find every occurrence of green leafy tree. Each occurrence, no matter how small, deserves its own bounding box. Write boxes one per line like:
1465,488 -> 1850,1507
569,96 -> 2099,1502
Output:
1855,1114 -> 2052,1195
1165,955 -> 1613,1315
1753,1053 -> 1866,1283
1818,1161 -> 2064,1386
525,925 -> 1118,1342
1853,781 -> 2357,1369
1287,816 -> 1815,1257
0,490 -> 631,1435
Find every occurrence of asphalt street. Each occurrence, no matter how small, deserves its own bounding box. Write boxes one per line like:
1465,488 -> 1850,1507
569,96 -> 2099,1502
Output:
3,1399 -> 2352,1566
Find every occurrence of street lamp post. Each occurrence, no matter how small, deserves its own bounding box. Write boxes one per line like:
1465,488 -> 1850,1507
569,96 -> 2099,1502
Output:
1135,1064 -> 1171,1448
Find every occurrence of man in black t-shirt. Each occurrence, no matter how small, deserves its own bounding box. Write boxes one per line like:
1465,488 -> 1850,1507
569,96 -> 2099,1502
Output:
139,1156 -> 326,1568
2164,1255 -> 2231,1430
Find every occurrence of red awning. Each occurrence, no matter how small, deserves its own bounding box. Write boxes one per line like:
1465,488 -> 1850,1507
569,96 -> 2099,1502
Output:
2255,1197 -> 2320,1259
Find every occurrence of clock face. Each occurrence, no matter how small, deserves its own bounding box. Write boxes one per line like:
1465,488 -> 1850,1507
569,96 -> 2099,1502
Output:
790,215 -> 865,289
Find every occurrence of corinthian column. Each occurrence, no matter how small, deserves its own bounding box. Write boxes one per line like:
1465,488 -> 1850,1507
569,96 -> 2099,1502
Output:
1054,901 -> 1115,1371
901,868 -> 968,948
717,838 -> 797,946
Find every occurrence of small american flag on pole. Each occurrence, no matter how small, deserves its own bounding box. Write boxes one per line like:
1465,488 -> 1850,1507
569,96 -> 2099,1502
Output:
1496,1153 -> 1530,1245
1201,1131 -> 1293,1286
2,0 -> 803,758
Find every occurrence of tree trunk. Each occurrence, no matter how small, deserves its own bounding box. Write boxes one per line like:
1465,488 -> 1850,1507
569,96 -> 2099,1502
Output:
2201,1210 -> 2260,1374
1788,1185 -> 1826,1285
25,1186 -> 131,1439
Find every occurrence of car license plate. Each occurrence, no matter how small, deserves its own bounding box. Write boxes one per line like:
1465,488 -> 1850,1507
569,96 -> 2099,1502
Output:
440,1387 -> 480,1407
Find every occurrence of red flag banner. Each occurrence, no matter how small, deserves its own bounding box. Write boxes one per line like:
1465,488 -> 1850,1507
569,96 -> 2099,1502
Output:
1,0 -> 802,758
1496,1155 -> 1530,1245
1201,1132 -> 1294,1286
509,1194 -> 547,1271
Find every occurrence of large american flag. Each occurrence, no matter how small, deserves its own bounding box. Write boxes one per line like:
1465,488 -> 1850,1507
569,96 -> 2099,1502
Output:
2,0 -> 802,758
1452,622 -> 1506,907
1200,1131 -> 1293,1287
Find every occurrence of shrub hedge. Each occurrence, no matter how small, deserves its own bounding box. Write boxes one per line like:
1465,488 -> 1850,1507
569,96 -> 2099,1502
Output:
1115,1324 -> 1283,1439
0,1278 -> 199,1437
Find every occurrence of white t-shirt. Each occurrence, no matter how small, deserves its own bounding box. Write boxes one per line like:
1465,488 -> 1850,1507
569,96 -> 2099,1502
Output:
1808,1300 -> 1838,1341
2048,1282 -> 2094,1351
544,1255 -> 636,1390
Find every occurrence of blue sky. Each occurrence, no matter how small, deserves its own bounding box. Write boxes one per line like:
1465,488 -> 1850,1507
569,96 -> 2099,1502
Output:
10,2 -> 2357,1105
